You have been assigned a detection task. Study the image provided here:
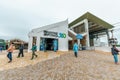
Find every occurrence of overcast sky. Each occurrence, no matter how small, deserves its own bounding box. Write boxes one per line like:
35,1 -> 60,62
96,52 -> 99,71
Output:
0,0 -> 120,41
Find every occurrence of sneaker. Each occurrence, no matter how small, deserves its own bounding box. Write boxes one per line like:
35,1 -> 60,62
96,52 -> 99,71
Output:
31,58 -> 33,60
115,63 -> 119,65
8,60 -> 12,63
36,55 -> 38,58
17,56 -> 20,58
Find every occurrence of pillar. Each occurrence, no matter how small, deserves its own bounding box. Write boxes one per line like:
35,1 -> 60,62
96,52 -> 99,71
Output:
84,19 -> 90,48
106,30 -> 110,46
36,36 -> 40,51
28,36 -> 33,52
77,39 -> 80,50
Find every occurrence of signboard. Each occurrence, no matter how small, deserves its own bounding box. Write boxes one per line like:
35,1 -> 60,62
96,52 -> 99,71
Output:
58,33 -> 66,38
44,30 -> 58,37
76,34 -> 83,39
44,30 -> 66,38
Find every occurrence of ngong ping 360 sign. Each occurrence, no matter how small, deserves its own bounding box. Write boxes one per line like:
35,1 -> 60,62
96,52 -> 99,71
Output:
44,30 -> 66,38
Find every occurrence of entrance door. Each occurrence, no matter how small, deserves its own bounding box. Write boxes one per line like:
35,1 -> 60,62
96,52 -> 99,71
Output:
40,38 -> 58,51
46,38 -> 54,50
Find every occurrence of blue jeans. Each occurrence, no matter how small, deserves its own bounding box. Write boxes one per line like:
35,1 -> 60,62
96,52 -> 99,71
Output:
113,54 -> 118,63
0,48 -> 2,52
7,52 -> 12,61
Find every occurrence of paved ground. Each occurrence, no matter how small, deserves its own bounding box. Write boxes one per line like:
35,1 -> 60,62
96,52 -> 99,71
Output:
0,50 -> 60,70
0,50 -> 120,80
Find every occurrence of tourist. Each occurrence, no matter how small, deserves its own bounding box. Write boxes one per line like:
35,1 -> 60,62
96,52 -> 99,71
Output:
7,43 -> 15,63
17,42 -> 24,58
31,43 -> 38,60
53,40 -> 57,52
73,42 -> 79,57
0,46 -> 2,52
111,45 -> 120,64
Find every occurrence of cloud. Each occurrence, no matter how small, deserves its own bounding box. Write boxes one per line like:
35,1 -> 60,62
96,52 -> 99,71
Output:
0,0 -> 120,42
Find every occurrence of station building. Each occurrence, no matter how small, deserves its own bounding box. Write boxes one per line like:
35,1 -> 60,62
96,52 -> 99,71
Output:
68,12 -> 113,50
28,20 -> 69,52
28,12 -> 113,52
0,39 -> 6,50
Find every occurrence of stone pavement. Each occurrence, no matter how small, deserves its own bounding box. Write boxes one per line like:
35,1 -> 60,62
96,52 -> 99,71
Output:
0,50 -> 120,80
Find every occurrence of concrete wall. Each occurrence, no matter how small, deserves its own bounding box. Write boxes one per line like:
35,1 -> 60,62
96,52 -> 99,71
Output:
95,46 -> 111,52
95,46 -> 120,52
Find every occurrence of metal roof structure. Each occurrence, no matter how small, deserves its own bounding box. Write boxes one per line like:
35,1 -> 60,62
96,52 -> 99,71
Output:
69,12 -> 113,34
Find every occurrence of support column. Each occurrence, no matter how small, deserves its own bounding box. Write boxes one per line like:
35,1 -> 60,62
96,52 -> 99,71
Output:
36,36 -> 40,51
77,39 -> 80,50
106,30 -> 110,46
28,36 -> 33,52
84,19 -> 90,48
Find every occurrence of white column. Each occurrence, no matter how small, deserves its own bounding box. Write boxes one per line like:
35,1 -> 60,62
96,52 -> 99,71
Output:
28,36 -> 33,52
84,19 -> 90,47
77,39 -> 80,50
106,30 -> 110,46
36,36 -> 40,51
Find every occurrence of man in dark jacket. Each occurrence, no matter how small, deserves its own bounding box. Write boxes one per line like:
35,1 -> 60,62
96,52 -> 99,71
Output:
17,42 -> 24,58
111,45 -> 120,64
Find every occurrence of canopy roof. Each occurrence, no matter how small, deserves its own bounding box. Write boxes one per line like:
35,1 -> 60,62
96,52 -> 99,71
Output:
69,12 -> 113,32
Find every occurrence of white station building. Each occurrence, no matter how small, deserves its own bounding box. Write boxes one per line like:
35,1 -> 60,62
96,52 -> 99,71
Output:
28,20 -> 69,52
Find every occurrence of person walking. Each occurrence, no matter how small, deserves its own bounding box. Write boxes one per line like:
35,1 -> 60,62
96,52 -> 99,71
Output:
17,42 -> 24,58
7,43 -> 15,63
0,46 -> 2,52
31,43 -> 38,60
111,45 -> 120,65
53,40 -> 57,52
73,42 -> 79,57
